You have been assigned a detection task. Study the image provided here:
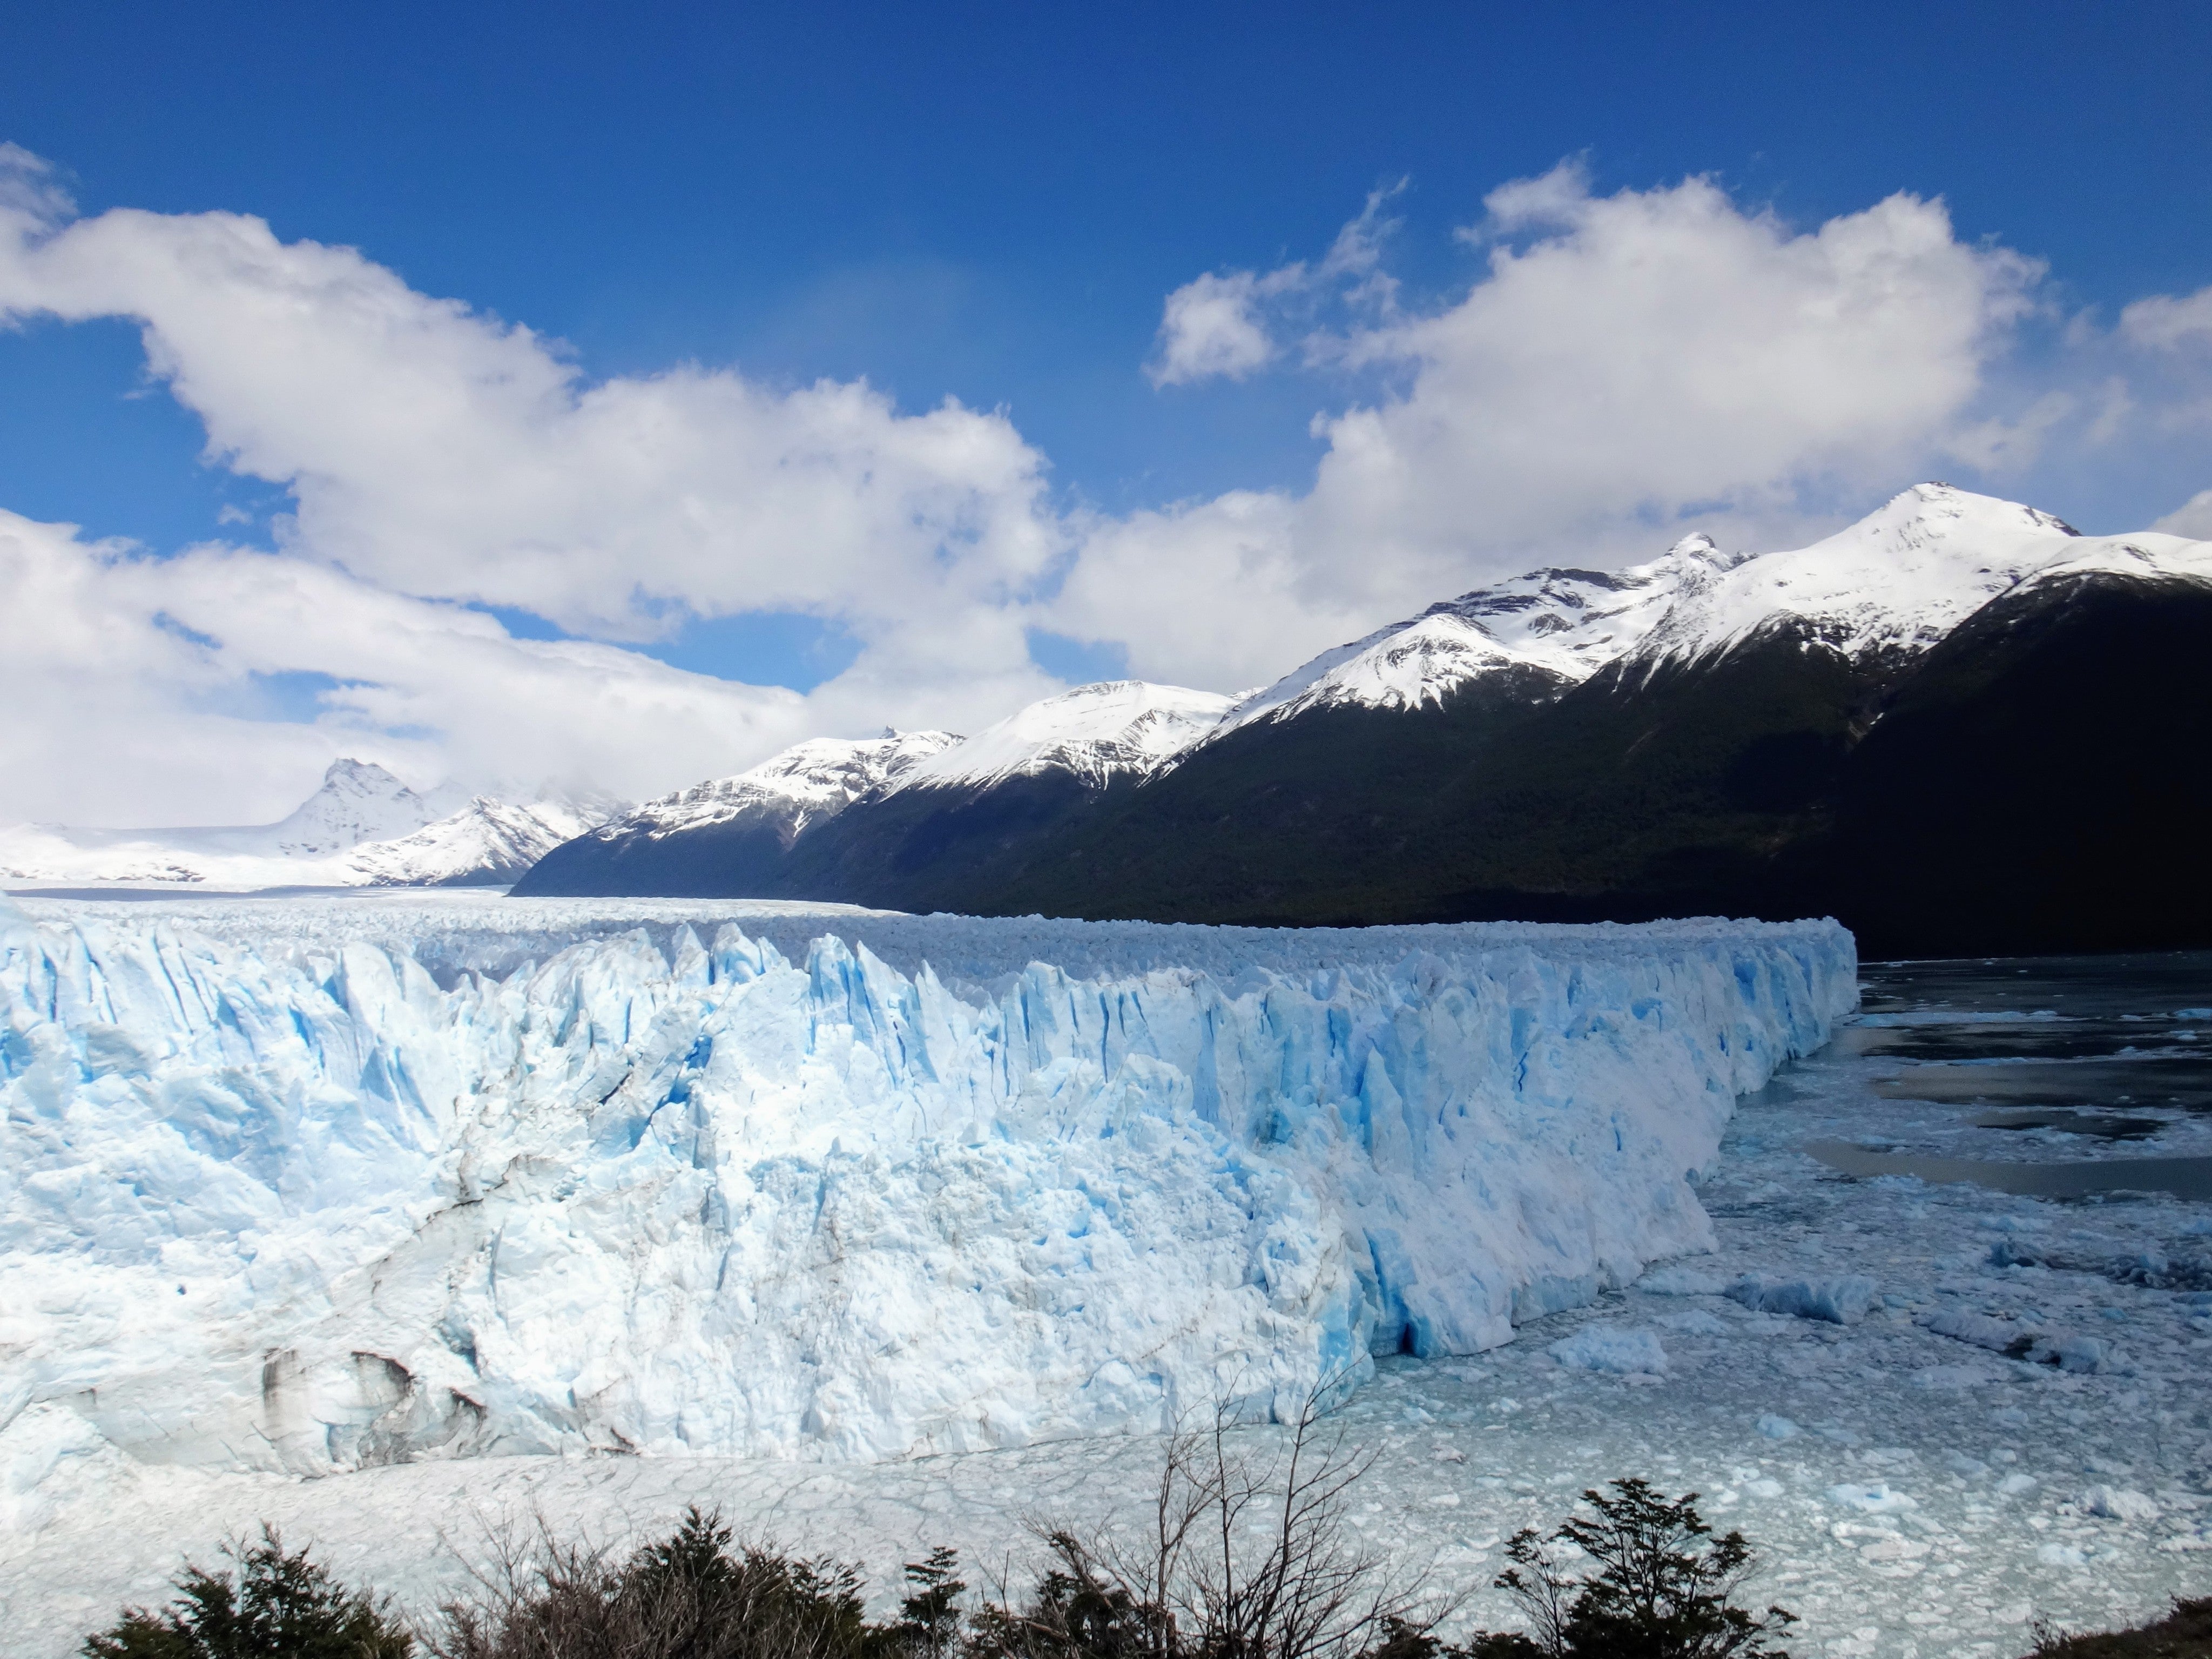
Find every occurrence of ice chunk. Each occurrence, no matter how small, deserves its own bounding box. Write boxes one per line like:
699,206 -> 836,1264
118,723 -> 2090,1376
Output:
1923,1308 -> 2036,1355
2027,1333 -> 2119,1374
1728,1273 -> 1877,1325
1826,1482 -> 1918,1514
2082,1485 -> 2160,1522
0,901 -> 1852,1485
1547,1325 -> 1669,1375
1912,1364 -> 2000,1390
1757,1414 -> 1802,1440
1637,1265 -> 1731,1296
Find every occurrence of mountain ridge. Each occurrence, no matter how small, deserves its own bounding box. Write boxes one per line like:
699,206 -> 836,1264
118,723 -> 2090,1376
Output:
515,483 -> 2212,952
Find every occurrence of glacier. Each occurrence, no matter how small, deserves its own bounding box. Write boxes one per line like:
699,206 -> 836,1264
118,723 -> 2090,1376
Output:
0,894 -> 1853,1520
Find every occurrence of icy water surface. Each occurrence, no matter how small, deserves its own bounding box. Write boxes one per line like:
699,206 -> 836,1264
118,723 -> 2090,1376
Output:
6,953 -> 2211,1658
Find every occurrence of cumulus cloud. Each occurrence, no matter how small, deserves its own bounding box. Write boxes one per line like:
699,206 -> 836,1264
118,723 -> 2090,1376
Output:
1148,271 -> 1282,387
2154,489 -> 2212,537
0,145 -> 1069,823
1145,185 -> 1405,388
1059,165 -> 2048,687
0,510 -> 818,824
2,146 -> 2204,826
0,153 -> 1061,646
2122,284 -> 2212,352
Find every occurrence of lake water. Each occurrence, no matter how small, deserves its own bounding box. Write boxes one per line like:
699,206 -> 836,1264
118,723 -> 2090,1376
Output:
1809,953 -> 2212,1199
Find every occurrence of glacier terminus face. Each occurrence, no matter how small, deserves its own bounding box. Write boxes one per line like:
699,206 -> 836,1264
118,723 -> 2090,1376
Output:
0,894 -> 1854,1515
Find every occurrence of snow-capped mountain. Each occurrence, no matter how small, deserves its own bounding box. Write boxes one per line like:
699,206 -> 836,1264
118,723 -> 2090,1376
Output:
0,759 -> 616,891
514,481 -> 2212,952
262,757 -> 456,856
1217,485 -> 2156,731
345,796 -> 611,887
893,680 -> 1236,791
1220,536 -> 1744,732
608,731 -> 962,844
1630,484 -> 2088,671
512,687 -> 1232,904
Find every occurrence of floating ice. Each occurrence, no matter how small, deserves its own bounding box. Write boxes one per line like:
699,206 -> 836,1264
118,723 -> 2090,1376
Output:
0,896 -> 1851,1496
1827,1482 -> 1918,1514
1912,1364 -> 2001,1390
1546,1325 -> 1670,1376
1727,1273 -> 1877,1325
2082,1485 -> 2161,1522
1635,1265 -> 1731,1296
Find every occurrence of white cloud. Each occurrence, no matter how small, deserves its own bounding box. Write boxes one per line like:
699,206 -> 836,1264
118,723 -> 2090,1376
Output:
0,510 -> 822,824
1058,165 -> 2049,687
0,146 -> 1071,824
2154,489 -> 2212,538
0,158 -> 1061,647
1145,185 -> 1406,389
2,147 -> 2206,827
1147,270 -> 1284,387
2122,284 -> 2212,352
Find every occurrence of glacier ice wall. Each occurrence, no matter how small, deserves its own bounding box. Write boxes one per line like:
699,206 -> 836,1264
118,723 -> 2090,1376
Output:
0,895 -> 1854,1503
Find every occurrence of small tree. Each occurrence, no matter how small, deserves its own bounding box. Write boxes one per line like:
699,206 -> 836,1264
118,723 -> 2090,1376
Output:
83,1526 -> 413,1659
897,1546 -> 967,1659
431,1504 -> 900,1659
1485,1480 -> 1793,1659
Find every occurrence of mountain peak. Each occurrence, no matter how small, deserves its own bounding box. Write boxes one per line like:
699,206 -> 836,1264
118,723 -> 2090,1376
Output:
1856,482 -> 2080,544
1633,485 -> 2088,669
603,730 -> 962,846
271,758 -> 439,855
894,680 -> 1236,792
320,757 -> 407,788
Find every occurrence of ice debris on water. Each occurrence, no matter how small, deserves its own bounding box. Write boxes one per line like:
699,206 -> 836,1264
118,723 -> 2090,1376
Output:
1757,1414 -> 1802,1440
1635,1264 -> 1732,1296
1546,1325 -> 1670,1376
2083,1485 -> 2161,1522
1827,1482 -> 1918,1514
1726,1273 -> 1877,1324
0,899 -> 1853,1487
1655,1309 -> 1729,1335
1919,1308 -> 2125,1373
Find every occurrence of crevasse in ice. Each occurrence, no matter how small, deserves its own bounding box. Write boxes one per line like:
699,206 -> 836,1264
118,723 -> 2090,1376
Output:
0,896 -> 1854,1495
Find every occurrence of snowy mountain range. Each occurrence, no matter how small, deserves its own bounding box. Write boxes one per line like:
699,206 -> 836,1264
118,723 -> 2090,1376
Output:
513,483 -> 2212,951
0,759 -> 615,891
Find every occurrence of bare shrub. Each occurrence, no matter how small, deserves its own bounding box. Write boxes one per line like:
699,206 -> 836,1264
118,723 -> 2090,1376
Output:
969,1375 -> 1453,1659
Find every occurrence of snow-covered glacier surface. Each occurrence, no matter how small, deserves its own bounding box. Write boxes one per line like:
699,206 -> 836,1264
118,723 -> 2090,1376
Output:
0,894 -> 1852,1518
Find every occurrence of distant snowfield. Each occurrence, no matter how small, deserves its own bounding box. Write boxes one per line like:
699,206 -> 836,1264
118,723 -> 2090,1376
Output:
0,760 -> 615,892
4,902 -> 2208,1655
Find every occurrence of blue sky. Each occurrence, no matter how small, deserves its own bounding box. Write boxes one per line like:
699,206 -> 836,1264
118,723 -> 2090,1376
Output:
2,0 -> 2209,821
